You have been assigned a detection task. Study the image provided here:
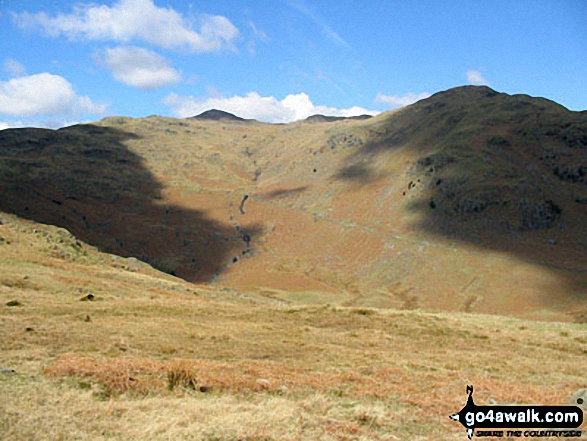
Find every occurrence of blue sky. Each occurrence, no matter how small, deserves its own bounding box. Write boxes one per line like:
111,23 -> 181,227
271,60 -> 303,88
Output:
1,0 -> 586,128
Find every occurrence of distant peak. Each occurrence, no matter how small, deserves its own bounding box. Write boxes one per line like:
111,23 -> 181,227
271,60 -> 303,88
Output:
191,109 -> 247,121
304,114 -> 373,123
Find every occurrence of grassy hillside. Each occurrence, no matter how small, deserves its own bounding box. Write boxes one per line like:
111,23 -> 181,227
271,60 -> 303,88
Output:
0,83 -> 586,439
3,85 -> 585,320
0,213 -> 585,440
0,86 -> 587,321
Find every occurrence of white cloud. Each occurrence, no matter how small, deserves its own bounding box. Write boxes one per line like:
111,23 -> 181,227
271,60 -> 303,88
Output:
0,118 -> 81,130
0,73 -> 107,118
14,0 -> 239,53
2,59 -> 27,77
163,91 -> 379,123
466,70 -> 489,86
100,46 -> 181,89
375,92 -> 431,109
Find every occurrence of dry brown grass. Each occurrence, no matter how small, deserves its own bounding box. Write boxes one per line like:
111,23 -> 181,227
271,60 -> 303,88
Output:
44,355 -> 410,397
1,212 -> 586,440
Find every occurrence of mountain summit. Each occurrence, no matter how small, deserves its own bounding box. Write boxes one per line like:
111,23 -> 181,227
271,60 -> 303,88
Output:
191,109 -> 248,121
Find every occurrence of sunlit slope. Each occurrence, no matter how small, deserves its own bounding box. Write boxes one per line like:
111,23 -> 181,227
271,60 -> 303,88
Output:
1,85 -> 586,320
0,212 -> 585,440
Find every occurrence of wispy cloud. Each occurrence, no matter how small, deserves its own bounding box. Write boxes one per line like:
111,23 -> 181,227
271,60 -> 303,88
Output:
13,0 -> 239,53
375,91 -> 431,109
2,58 -> 27,77
163,91 -> 378,123
249,21 -> 269,42
466,70 -> 489,86
246,21 -> 270,55
315,69 -> 347,96
287,0 -> 351,49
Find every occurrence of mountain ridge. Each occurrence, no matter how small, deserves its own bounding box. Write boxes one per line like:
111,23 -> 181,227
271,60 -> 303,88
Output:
1,85 -> 586,321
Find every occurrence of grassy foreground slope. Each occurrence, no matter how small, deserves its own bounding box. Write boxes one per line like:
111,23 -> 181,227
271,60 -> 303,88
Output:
0,213 -> 585,440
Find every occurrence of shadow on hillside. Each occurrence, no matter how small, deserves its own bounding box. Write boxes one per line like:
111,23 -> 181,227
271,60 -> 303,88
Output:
0,124 -> 261,283
334,163 -> 379,184
264,186 -> 308,198
334,87 -> 587,311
